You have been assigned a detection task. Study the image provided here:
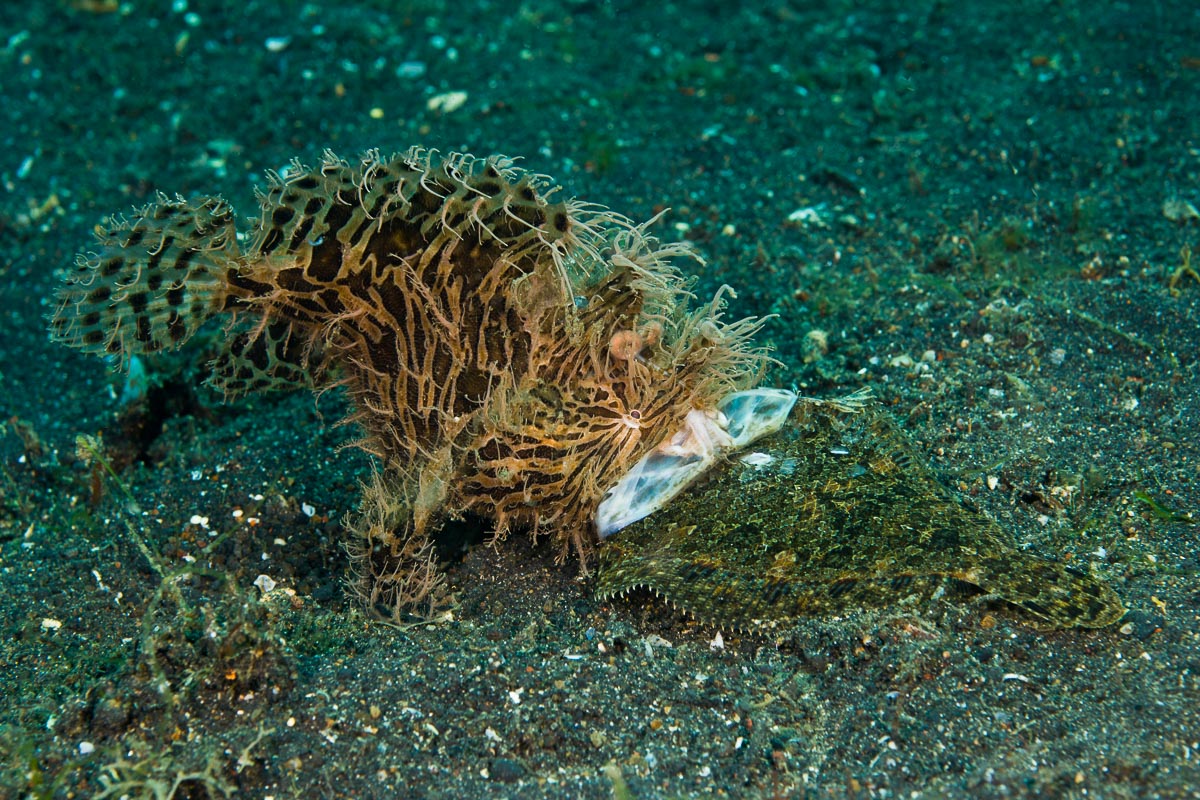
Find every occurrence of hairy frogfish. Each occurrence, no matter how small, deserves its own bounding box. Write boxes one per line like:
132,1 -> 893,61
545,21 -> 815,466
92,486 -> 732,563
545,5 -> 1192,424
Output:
51,147 -> 774,615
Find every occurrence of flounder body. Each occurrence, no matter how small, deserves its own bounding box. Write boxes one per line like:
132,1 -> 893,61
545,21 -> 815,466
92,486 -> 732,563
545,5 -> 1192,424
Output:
596,396 -> 1125,629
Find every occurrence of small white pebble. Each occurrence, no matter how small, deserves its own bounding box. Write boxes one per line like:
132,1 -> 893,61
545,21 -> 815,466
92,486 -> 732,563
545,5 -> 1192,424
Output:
1162,197 -> 1200,222
709,631 -> 725,651
739,451 -> 774,467
79,741 -> 95,755
426,90 -> 468,113
644,634 -> 673,649
396,61 -> 426,79
301,502 -> 316,517
786,206 -> 826,227
41,618 -> 62,631
190,514 -> 209,528
253,574 -> 277,594
987,475 -> 999,490
265,36 -> 291,52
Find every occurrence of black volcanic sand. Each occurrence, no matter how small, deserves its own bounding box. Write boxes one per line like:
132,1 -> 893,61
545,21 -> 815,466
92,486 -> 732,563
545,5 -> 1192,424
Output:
1,1 -> 1198,797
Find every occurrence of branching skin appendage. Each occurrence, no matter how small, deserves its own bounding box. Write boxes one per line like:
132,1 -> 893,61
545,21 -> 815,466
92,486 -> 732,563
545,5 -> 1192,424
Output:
52,147 -> 771,618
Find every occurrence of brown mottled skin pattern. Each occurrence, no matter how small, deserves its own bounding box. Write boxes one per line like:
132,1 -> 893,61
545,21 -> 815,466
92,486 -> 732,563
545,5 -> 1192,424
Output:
51,147 -> 768,615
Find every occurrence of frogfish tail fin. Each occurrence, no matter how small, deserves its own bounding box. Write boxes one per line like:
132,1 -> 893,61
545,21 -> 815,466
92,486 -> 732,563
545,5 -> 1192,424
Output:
50,194 -> 240,362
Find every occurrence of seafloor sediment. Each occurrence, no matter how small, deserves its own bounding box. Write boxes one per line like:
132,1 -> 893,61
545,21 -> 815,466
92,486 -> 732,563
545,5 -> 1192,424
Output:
1,1 -> 1198,797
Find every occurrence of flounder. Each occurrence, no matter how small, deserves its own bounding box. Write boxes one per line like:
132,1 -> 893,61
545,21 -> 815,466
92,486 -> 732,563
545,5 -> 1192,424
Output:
595,393 -> 1125,629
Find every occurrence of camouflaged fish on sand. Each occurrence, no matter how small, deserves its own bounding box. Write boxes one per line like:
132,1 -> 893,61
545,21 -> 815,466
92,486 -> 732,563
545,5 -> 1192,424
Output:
596,396 -> 1125,630
52,147 -> 1123,628
50,147 -> 768,615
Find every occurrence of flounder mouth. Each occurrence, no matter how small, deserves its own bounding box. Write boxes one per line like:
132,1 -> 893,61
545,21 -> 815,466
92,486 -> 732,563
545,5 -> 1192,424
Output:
593,388 -> 798,539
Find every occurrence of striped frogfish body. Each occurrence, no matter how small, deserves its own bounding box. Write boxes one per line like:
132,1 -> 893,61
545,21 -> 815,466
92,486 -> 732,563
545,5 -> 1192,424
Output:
51,147 -> 769,614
